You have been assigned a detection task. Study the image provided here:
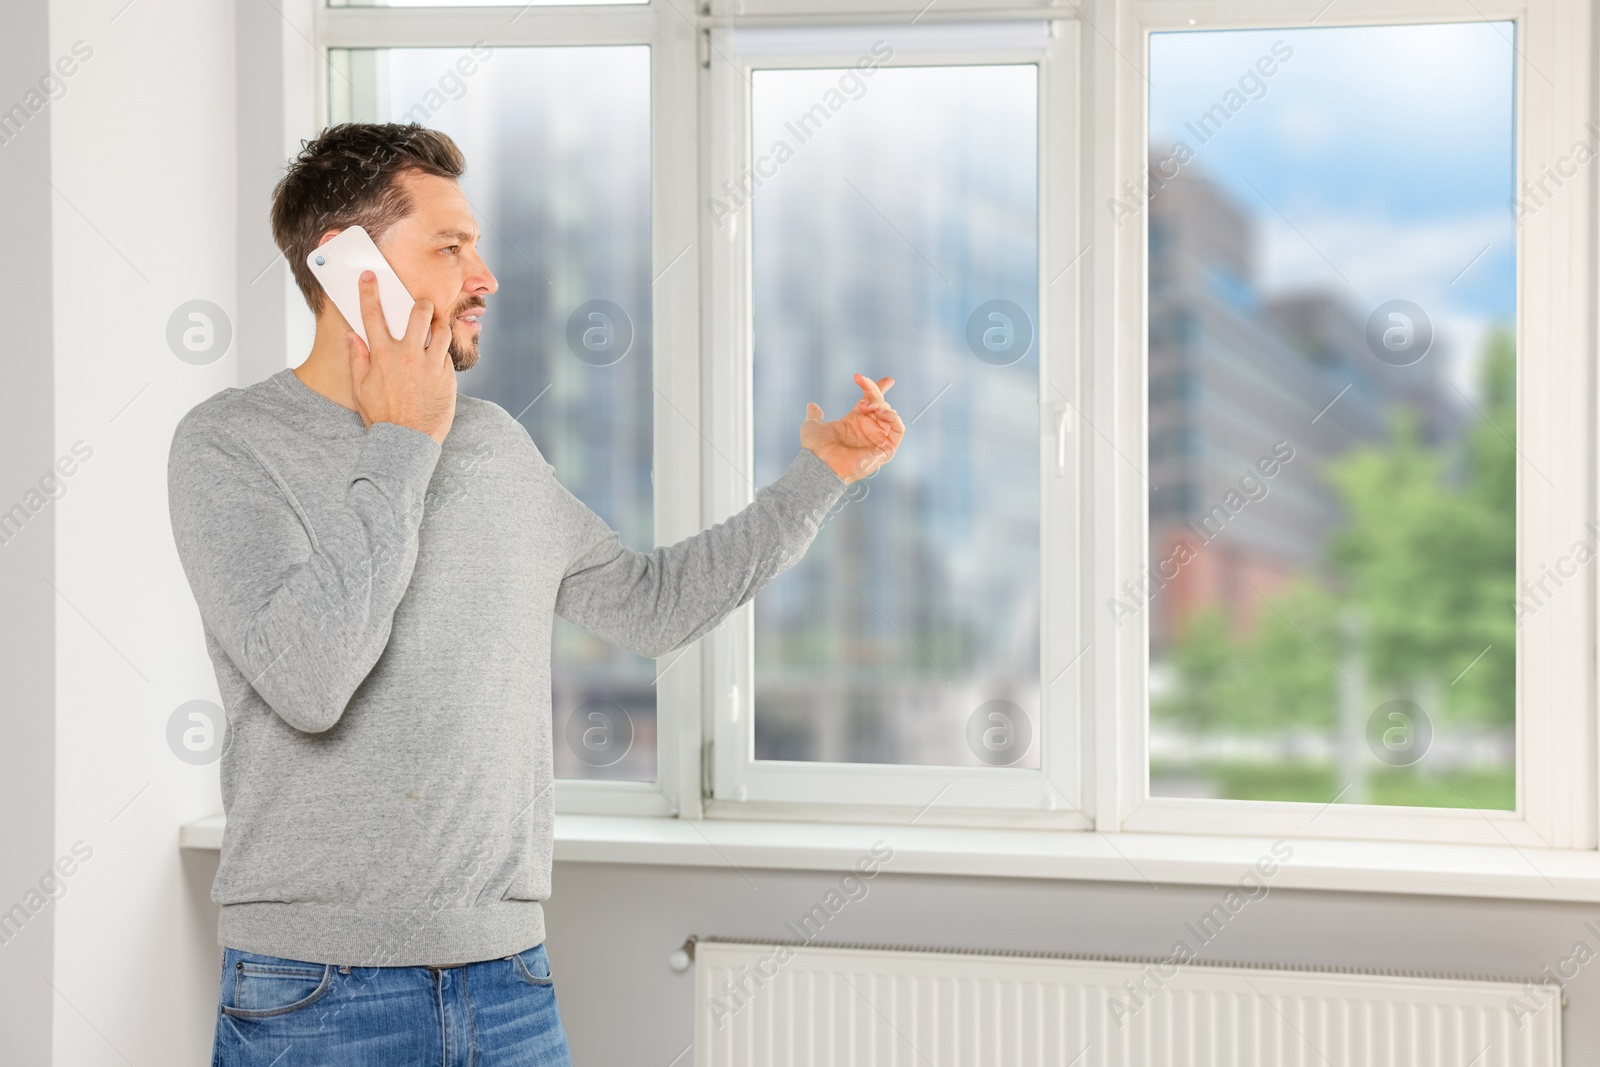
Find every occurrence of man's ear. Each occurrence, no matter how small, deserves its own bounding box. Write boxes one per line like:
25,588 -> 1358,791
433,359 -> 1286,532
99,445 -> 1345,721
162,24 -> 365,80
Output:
315,228 -> 342,248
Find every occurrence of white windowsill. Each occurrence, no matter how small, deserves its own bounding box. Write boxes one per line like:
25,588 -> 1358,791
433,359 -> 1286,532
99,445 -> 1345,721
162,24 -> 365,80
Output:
179,812 -> 1600,903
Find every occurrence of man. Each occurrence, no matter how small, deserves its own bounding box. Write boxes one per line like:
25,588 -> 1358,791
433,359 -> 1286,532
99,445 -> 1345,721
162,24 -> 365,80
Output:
168,122 -> 904,1066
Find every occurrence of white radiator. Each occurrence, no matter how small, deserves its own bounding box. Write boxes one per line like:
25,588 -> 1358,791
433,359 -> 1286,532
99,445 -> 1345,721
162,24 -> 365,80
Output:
694,940 -> 1561,1067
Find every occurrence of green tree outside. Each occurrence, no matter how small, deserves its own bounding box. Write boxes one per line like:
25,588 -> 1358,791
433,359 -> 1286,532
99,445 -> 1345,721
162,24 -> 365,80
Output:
1152,326 -> 1516,809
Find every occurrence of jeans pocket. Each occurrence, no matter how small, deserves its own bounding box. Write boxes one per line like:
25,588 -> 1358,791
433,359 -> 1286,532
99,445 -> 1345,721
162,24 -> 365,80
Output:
510,943 -> 554,986
220,950 -> 334,1019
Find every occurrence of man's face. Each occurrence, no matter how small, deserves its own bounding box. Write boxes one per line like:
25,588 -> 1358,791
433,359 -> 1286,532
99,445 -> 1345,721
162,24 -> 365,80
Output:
320,170 -> 498,371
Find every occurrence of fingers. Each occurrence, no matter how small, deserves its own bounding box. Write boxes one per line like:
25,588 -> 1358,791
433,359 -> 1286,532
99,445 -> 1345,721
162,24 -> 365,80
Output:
406,298 -> 438,357
806,401 -> 824,421
345,329 -> 370,382
853,373 -> 897,417
421,307 -> 450,369
863,399 -> 904,448
356,270 -> 387,345
853,372 -> 883,404
854,373 -> 896,402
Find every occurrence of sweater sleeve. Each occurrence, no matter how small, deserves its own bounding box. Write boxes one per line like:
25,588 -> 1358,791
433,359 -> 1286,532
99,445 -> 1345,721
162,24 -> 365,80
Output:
552,448 -> 849,659
167,411 -> 442,733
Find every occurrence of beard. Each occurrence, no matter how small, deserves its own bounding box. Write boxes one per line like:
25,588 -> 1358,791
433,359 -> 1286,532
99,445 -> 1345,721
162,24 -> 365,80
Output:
446,295 -> 483,372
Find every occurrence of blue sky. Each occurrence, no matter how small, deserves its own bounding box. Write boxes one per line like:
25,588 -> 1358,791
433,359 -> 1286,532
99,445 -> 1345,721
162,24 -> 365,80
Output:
1149,22 -> 1517,391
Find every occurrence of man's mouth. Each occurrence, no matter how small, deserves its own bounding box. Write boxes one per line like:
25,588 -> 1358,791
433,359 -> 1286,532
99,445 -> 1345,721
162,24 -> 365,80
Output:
457,304 -> 485,334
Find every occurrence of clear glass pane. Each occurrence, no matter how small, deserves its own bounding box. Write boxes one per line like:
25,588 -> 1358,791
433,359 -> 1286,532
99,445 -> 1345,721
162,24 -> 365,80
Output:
1145,24 -> 1516,808
334,46 -> 656,781
750,64 -> 1041,768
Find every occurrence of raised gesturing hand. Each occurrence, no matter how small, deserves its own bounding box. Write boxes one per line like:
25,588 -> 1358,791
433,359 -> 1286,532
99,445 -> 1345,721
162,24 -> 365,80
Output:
800,373 -> 905,485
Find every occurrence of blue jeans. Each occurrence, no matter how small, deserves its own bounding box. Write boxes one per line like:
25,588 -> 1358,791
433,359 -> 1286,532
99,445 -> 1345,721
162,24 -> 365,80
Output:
211,943 -> 574,1066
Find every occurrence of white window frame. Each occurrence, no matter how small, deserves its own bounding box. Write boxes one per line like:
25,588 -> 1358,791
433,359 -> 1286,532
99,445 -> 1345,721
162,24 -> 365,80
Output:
699,19 -> 1086,827
1101,0 -> 1595,849
307,0 -> 1599,855
316,1 -> 702,821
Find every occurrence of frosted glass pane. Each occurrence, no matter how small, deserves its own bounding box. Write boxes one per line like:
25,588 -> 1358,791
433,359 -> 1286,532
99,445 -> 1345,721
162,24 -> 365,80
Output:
751,64 -> 1041,769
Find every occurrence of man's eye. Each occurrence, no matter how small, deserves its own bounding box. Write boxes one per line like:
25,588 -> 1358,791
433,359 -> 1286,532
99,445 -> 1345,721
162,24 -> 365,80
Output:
444,245 -> 459,255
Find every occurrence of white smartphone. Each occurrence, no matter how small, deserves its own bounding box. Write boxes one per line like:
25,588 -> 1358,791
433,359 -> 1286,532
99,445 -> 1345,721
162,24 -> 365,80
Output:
305,225 -> 432,349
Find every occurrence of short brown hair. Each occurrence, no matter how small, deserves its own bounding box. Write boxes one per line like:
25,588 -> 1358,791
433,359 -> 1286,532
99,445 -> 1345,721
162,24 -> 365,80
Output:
271,122 -> 466,317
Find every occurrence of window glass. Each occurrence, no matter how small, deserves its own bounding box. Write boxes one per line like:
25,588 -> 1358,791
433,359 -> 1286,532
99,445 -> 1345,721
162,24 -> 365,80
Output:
333,45 -> 656,781
750,64 -> 1042,769
1145,24 -> 1516,809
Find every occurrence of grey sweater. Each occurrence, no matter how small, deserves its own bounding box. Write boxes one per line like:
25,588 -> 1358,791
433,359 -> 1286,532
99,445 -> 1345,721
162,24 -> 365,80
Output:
167,368 -> 846,966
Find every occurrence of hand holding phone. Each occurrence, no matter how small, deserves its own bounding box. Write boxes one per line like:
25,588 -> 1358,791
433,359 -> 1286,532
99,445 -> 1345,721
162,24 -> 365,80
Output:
348,270 -> 457,446
306,225 -> 432,350
304,225 -> 456,445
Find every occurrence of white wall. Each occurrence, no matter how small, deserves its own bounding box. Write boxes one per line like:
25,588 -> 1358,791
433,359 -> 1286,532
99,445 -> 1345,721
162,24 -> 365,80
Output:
38,1 -> 309,1064
542,862 -> 1600,1063
170,852 -> 1600,1062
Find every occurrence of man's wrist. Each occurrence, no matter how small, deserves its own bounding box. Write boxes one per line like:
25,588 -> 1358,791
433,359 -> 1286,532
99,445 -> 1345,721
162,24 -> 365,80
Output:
803,445 -> 857,485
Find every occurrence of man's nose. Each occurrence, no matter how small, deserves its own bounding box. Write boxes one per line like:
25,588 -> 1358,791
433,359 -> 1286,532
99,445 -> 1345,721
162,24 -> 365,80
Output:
468,253 -> 498,295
